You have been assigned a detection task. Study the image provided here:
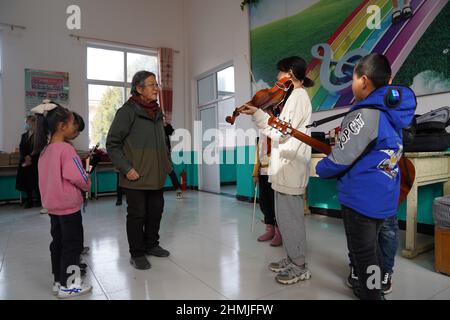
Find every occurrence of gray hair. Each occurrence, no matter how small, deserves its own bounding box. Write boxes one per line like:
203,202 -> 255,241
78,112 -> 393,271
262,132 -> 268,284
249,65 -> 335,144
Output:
131,71 -> 156,96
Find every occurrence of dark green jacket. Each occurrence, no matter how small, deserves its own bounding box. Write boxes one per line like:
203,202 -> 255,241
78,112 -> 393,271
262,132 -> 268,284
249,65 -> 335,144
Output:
106,99 -> 172,190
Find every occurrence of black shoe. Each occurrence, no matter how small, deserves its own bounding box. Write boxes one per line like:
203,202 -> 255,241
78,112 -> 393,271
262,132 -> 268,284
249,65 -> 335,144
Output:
402,5 -> 413,20
381,272 -> 393,295
146,245 -> 170,257
392,9 -> 402,24
116,198 -> 122,206
353,287 -> 385,300
346,266 -> 359,289
130,256 -> 151,270
353,287 -> 361,300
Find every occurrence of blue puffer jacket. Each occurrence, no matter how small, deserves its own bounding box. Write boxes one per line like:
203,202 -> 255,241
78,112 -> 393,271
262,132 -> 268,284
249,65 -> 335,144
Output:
316,86 -> 417,219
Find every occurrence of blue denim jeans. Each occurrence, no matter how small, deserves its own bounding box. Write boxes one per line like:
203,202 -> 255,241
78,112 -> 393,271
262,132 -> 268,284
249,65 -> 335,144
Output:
348,215 -> 399,275
342,206 -> 384,300
378,215 -> 399,274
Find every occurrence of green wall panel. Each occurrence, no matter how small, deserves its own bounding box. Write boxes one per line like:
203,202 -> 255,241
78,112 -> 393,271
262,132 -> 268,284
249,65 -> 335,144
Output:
0,176 -> 21,201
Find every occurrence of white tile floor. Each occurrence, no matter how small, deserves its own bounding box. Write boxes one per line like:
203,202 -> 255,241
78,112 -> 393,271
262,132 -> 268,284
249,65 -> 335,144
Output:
220,185 -> 237,197
0,190 -> 449,300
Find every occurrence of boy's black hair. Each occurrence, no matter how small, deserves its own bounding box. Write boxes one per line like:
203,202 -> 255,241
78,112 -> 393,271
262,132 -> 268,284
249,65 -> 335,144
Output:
73,112 -> 85,132
354,53 -> 392,89
33,102 -> 71,155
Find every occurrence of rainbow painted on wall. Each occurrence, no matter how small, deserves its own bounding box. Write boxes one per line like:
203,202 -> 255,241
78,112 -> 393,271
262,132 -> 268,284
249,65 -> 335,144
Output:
306,0 -> 448,111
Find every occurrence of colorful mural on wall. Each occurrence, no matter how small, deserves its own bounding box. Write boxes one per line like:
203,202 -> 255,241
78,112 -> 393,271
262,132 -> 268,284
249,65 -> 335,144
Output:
250,0 -> 450,111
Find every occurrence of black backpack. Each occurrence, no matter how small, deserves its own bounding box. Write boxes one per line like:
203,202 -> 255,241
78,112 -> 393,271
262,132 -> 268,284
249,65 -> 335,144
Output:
404,106 -> 450,152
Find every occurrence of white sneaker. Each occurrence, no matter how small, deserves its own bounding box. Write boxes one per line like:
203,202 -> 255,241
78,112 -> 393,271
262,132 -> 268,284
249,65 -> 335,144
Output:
40,208 -> 49,214
52,282 -> 61,295
57,283 -> 92,299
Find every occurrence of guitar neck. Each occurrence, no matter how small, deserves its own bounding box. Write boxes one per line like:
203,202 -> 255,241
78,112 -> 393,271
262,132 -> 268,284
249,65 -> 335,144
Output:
268,116 -> 332,155
289,129 -> 332,155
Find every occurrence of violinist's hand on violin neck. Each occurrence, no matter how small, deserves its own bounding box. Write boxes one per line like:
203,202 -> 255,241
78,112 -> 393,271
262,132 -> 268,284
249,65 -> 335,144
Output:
241,104 -> 258,115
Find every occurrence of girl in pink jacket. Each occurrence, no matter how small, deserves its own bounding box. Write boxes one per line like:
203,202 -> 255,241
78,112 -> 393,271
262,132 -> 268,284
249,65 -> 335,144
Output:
32,101 -> 92,299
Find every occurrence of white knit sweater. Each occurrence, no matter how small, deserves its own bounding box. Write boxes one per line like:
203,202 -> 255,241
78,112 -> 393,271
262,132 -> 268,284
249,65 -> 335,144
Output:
253,88 -> 312,195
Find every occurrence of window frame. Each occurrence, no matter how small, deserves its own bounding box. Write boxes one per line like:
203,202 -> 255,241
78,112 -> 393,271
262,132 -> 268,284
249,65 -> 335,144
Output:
85,43 -> 158,147
196,62 -> 235,109
196,62 -> 236,150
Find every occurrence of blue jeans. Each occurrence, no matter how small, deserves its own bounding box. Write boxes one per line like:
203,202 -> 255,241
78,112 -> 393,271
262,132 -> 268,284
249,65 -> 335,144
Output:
378,215 -> 399,274
342,206 -> 384,300
348,215 -> 399,275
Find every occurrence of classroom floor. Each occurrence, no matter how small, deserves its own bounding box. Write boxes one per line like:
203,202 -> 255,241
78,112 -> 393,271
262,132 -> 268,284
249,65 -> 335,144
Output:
0,190 -> 449,300
220,184 -> 237,197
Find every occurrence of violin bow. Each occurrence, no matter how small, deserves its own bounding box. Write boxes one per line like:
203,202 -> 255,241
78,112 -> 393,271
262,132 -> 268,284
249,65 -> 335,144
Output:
244,54 -> 259,92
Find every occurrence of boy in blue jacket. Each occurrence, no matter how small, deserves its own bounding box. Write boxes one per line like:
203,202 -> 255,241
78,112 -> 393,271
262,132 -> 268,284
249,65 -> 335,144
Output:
316,53 -> 416,300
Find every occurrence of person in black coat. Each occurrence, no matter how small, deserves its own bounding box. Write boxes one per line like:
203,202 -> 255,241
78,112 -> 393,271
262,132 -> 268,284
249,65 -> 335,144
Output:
16,115 -> 40,208
164,121 -> 183,199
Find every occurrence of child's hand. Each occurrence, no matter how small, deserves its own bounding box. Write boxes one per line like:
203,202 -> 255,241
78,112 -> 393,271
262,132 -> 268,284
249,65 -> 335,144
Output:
126,168 -> 140,181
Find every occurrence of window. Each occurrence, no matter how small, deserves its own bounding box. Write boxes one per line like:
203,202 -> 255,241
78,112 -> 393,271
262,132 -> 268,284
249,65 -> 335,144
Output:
217,66 -> 235,100
87,45 -> 158,147
197,66 -> 236,148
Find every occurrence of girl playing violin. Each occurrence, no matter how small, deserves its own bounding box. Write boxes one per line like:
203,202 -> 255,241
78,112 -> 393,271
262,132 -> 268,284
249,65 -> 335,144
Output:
242,56 -> 314,285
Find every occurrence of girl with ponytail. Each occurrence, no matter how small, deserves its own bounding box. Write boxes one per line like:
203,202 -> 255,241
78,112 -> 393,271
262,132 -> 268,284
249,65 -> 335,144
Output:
242,56 -> 314,286
31,100 -> 92,299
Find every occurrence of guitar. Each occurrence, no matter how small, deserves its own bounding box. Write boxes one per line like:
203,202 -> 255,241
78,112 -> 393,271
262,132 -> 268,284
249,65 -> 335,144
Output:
268,116 -> 415,204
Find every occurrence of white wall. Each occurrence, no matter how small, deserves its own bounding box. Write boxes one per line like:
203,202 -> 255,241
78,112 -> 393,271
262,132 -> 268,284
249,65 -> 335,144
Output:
0,0 -> 185,152
184,0 -> 254,146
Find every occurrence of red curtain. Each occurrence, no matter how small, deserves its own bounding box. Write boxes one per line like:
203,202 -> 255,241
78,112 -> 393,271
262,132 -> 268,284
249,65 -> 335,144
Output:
158,48 -> 174,123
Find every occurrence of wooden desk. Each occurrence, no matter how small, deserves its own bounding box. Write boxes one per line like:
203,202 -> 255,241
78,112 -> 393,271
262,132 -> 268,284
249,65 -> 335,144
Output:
309,152 -> 450,259
0,165 -> 19,176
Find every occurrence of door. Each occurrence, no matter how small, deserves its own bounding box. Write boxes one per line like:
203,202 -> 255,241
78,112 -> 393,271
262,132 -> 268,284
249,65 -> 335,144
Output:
199,105 -> 220,193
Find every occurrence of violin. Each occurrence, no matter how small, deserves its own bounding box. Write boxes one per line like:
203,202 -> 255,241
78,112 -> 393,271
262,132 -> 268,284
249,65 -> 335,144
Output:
225,77 -> 293,125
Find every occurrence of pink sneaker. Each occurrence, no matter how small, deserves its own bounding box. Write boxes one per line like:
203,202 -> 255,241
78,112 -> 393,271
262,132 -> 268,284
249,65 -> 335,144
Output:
270,227 -> 283,247
257,224 -> 275,242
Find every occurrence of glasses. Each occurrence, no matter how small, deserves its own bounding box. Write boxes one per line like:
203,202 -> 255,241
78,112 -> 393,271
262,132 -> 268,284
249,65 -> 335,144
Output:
143,83 -> 160,89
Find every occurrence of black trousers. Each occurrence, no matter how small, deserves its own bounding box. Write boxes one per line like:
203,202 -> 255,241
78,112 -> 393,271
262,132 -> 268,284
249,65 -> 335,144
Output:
123,188 -> 165,258
258,175 -> 276,226
341,205 -> 384,300
25,187 -> 41,205
49,211 -> 83,287
168,170 -> 181,190
116,173 -> 124,201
